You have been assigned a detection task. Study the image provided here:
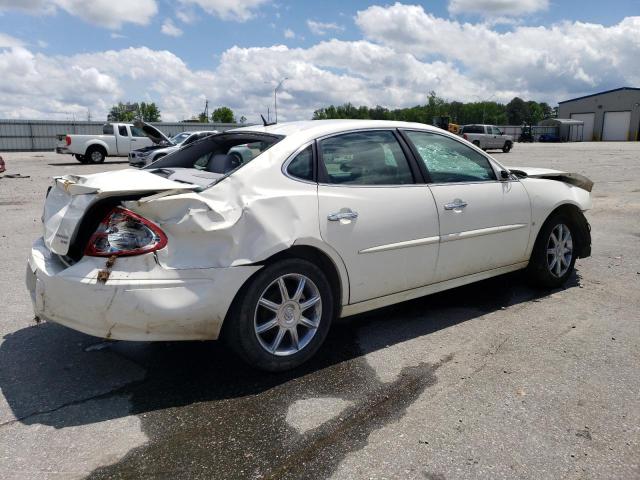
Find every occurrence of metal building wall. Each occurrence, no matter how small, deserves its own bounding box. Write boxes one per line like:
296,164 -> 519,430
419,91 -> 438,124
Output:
0,120 -> 242,151
558,88 -> 640,141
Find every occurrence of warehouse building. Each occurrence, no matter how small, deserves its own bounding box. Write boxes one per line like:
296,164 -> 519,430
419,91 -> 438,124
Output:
558,87 -> 640,141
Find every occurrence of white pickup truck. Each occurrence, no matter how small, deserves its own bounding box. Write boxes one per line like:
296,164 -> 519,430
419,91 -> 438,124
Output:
55,122 -> 170,163
460,124 -> 514,152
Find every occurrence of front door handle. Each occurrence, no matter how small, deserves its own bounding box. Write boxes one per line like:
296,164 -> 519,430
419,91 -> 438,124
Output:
328,210 -> 359,221
444,200 -> 468,211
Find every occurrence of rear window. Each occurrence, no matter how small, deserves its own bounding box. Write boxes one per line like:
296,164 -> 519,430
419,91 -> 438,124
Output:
102,124 -> 114,135
462,125 -> 484,134
148,132 -> 282,178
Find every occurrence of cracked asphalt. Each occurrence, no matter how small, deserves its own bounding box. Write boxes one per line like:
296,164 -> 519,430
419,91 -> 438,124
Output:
1,143 -> 639,479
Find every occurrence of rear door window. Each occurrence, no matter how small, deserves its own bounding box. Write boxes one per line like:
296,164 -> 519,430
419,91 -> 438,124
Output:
319,131 -> 414,185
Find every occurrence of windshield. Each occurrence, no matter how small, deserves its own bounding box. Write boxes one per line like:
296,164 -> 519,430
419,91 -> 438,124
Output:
145,132 -> 283,188
171,132 -> 191,144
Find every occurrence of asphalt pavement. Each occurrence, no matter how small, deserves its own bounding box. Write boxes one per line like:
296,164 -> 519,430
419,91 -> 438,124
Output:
0,143 -> 638,479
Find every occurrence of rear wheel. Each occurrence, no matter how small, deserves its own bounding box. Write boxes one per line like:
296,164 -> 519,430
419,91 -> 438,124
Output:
75,154 -> 88,163
502,141 -> 512,153
86,146 -> 106,164
527,214 -> 577,288
472,140 -> 481,148
224,259 -> 334,371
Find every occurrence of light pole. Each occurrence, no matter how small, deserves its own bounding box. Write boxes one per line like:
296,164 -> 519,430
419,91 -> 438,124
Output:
274,77 -> 288,123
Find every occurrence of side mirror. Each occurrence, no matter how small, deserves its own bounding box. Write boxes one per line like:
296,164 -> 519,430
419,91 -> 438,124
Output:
500,170 -> 510,180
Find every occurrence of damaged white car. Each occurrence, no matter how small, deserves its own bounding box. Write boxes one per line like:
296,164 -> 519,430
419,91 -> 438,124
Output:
27,120 -> 592,371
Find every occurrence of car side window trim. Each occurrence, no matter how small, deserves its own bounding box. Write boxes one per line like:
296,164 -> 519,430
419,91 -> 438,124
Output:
399,128 -> 507,185
316,128 -> 418,187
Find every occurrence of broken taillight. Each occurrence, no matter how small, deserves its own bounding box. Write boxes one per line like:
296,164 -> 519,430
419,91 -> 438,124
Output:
85,207 -> 167,257
65,135 -> 71,146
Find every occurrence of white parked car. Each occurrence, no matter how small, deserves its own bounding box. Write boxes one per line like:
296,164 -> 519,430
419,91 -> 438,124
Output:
460,124 -> 514,152
27,120 -> 592,371
128,129 -> 218,167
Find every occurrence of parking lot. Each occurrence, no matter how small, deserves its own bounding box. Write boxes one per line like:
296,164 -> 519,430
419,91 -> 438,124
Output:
0,143 -> 638,479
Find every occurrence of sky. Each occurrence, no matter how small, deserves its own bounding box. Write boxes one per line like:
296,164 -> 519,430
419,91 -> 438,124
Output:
0,0 -> 638,122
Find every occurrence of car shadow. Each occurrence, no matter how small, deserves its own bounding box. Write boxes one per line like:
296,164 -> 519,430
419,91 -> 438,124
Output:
1,270 -> 578,428
0,270 -> 580,478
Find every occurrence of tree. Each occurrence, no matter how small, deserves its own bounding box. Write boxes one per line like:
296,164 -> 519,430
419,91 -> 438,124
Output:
108,102 -> 136,122
138,102 -> 161,122
506,97 -> 529,125
539,102 -> 553,119
526,101 -> 543,124
107,101 -> 161,122
311,93 -> 551,126
211,107 -> 235,123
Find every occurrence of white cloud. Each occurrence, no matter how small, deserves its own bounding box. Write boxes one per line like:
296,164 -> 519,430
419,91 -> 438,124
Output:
177,0 -> 269,22
0,0 -> 158,28
307,19 -> 344,36
0,4 -> 638,123
0,41 -> 478,122
161,19 -> 183,37
448,0 -> 548,16
110,33 -> 126,39
283,28 -> 295,39
175,8 -> 197,24
0,46 -> 120,119
0,32 -> 24,48
356,4 -> 640,100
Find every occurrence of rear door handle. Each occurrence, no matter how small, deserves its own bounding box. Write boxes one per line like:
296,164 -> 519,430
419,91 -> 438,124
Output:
444,200 -> 468,210
328,210 -> 358,221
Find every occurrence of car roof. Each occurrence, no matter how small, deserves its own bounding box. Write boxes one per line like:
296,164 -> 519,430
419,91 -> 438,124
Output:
230,119 -> 442,138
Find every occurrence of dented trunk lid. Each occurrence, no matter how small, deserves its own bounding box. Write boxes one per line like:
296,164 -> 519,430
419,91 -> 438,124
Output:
43,169 -> 197,255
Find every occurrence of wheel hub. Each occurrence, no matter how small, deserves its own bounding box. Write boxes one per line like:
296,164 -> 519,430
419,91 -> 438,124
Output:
279,302 -> 300,327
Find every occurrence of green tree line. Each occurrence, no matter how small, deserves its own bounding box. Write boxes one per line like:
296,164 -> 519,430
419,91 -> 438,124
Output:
108,102 -> 162,122
312,92 -> 555,126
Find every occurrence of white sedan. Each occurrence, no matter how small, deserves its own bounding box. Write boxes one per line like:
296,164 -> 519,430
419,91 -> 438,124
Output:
27,120 -> 592,371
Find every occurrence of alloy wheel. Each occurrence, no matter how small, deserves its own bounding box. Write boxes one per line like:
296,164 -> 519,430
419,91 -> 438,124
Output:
546,223 -> 573,278
253,274 -> 322,356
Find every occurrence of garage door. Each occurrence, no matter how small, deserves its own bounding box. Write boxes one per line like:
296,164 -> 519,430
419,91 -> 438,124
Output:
571,113 -> 595,141
602,111 -> 631,141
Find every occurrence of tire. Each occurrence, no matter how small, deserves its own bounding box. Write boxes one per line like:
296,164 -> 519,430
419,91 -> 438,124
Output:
75,154 -> 88,164
527,213 -> 577,288
224,258 -> 334,371
472,140 -> 481,148
86,146 -> 106,164
502,141 -> 512,153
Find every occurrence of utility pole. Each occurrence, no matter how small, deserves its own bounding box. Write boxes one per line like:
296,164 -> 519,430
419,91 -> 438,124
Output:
274,77 -> 288,123
203,99 -> 209,121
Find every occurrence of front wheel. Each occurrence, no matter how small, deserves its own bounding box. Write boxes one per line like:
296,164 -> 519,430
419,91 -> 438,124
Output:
527,214 -> 577,288
224,259 -> 334,371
